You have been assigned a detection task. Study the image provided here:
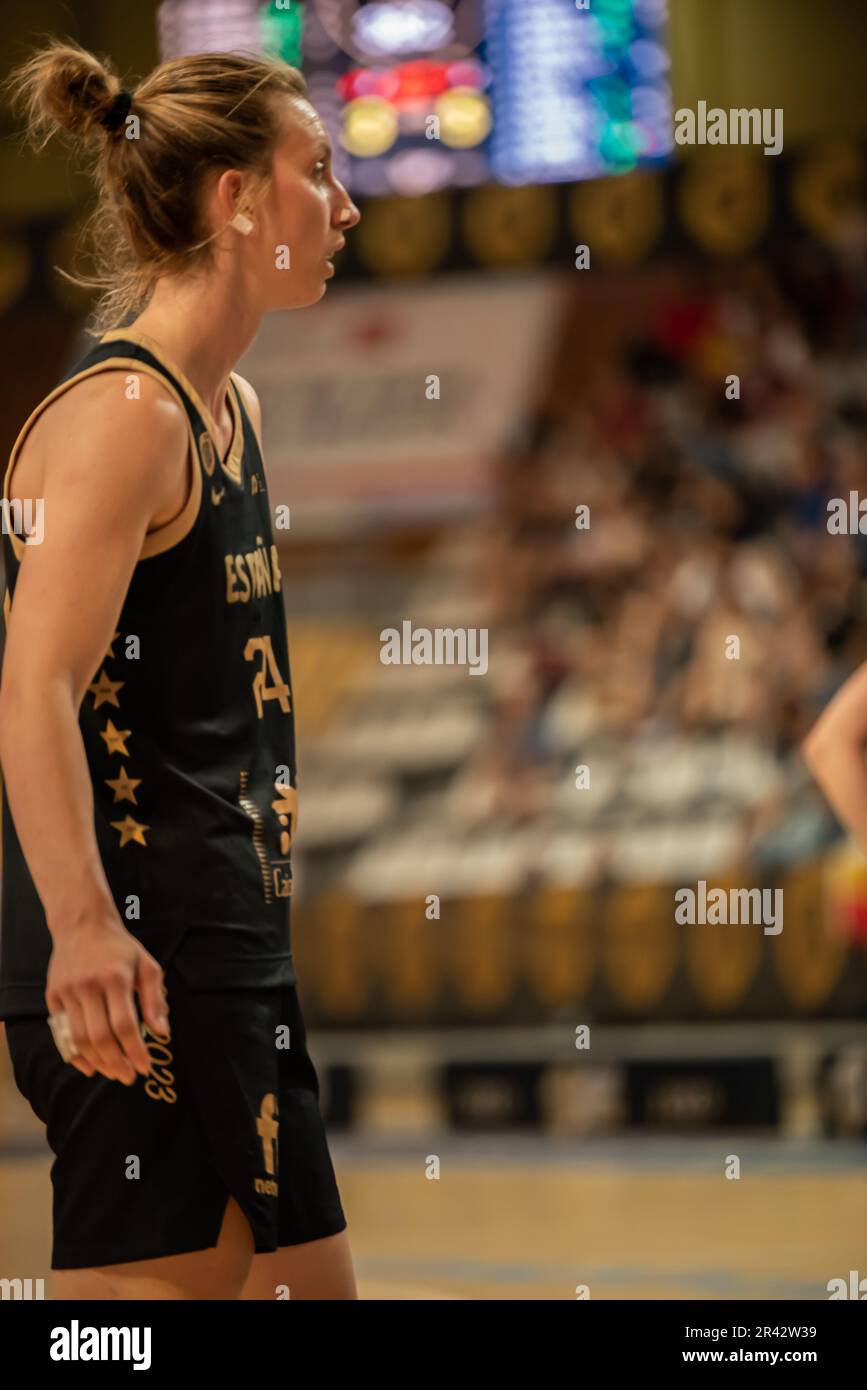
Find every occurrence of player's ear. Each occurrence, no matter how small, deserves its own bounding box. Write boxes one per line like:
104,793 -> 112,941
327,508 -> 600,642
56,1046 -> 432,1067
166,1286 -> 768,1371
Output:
212,167 -> 251,235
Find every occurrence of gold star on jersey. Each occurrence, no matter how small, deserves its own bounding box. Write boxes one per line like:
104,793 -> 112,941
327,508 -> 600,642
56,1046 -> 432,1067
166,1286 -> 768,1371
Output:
90,649 -> 147,846
110,814 -> 150,848
88,668 -> 124,708
105,766 -> 142,804
100,718 -> 132,759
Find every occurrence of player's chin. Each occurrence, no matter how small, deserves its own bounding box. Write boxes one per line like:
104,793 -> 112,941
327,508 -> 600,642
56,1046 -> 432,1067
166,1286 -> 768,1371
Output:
276,277 -> 330,309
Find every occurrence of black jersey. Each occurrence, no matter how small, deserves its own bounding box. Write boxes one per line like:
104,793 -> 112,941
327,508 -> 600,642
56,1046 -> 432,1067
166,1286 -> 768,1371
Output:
0,328 -> 299,1019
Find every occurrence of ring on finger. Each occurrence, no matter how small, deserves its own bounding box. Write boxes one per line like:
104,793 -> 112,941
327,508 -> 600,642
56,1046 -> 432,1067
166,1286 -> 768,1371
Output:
47,1011 -> 82,1063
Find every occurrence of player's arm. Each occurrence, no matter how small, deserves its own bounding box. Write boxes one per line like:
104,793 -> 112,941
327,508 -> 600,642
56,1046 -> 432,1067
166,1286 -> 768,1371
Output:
0,371 -> 189,1083
801,660 -> 867,851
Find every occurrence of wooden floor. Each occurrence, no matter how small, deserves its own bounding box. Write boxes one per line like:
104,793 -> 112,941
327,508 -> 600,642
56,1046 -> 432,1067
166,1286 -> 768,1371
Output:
1,1090 -> 864,1299
332,1136 -> 867,1300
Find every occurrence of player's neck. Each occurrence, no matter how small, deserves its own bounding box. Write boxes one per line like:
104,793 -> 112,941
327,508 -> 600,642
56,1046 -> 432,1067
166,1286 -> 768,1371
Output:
127,274 -> 261,422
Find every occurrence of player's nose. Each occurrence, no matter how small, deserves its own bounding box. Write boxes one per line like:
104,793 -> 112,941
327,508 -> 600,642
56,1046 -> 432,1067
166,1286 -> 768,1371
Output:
335,196 -> 361,230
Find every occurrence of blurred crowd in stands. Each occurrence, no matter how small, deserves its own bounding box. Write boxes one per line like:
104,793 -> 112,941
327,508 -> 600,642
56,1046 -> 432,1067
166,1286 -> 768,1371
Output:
465,240 -> 867,871
298,237 -> 867,895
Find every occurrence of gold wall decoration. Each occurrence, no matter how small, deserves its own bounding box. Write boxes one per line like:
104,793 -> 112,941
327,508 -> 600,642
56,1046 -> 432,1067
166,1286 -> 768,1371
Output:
603,883 -> 677,1012
461,185 -> 557,268
314,892 -> 368,1018
684,875 -> 762,1012
355,193 -> 451,276
526,886 -> 594,1007
791,141 -> 865,246
383,898 -> 442,1016
678,151 -> 770,256
569,172 -> 664,267
774,859 -> 848,1010
453,894 -> 517,1013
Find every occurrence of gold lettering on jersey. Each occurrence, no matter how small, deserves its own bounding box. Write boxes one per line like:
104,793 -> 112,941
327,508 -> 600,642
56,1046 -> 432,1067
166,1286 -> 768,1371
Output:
141,1023 -> 177,1104
224,539 -> 283,604
271,783 -> 297,855
249,550 -> 265,594
270,781 -> 296,897
238,771 -> 297,904
272,865 -> 293,898
257,1093 -> 279,1174
243,636 -> 291,719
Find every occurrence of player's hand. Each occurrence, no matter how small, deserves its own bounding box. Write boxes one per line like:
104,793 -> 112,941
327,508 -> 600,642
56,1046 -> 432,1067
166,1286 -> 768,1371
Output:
45,918 -> 169,1084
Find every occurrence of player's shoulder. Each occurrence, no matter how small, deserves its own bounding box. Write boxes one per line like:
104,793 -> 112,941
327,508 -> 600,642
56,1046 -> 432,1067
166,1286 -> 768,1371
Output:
22,367 -> 189,511
35,366 -> 188,453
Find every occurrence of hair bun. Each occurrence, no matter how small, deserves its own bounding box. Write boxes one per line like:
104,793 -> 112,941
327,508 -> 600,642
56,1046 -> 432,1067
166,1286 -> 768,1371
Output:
7,39 -> 125,145
99,89 -> 133,134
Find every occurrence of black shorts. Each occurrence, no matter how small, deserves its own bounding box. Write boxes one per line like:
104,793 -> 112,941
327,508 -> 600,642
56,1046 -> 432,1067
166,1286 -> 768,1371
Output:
3,966 -> 347,1270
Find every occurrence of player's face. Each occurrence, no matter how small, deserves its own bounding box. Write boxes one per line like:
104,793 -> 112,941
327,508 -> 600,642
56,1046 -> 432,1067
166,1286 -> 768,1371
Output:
255,97 -> 360,309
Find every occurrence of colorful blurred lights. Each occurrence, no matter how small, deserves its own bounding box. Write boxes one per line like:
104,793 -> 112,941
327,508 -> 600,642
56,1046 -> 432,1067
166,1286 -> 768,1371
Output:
337,58 -> 485,109
340,96 -> 400,157
352,1 -> 455,57
436,89 -> 492,149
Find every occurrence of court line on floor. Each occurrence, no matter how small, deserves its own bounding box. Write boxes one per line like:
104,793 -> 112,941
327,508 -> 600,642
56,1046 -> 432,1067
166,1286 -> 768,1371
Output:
330,1135 -> 867,1172
354,1254 -> 830,1298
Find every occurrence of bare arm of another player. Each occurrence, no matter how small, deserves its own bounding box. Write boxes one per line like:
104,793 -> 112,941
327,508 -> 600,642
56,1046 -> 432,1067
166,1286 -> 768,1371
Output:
802,660 -> 867,852
0,372 -> 190,1083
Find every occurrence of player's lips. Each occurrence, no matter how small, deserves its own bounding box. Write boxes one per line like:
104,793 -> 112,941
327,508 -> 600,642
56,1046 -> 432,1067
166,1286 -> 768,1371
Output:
325,237 -> 346,264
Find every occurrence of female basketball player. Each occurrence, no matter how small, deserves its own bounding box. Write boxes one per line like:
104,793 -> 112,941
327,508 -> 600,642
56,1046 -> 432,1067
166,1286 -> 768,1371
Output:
803,662 -> 867,850
0,40 -> 360,1299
